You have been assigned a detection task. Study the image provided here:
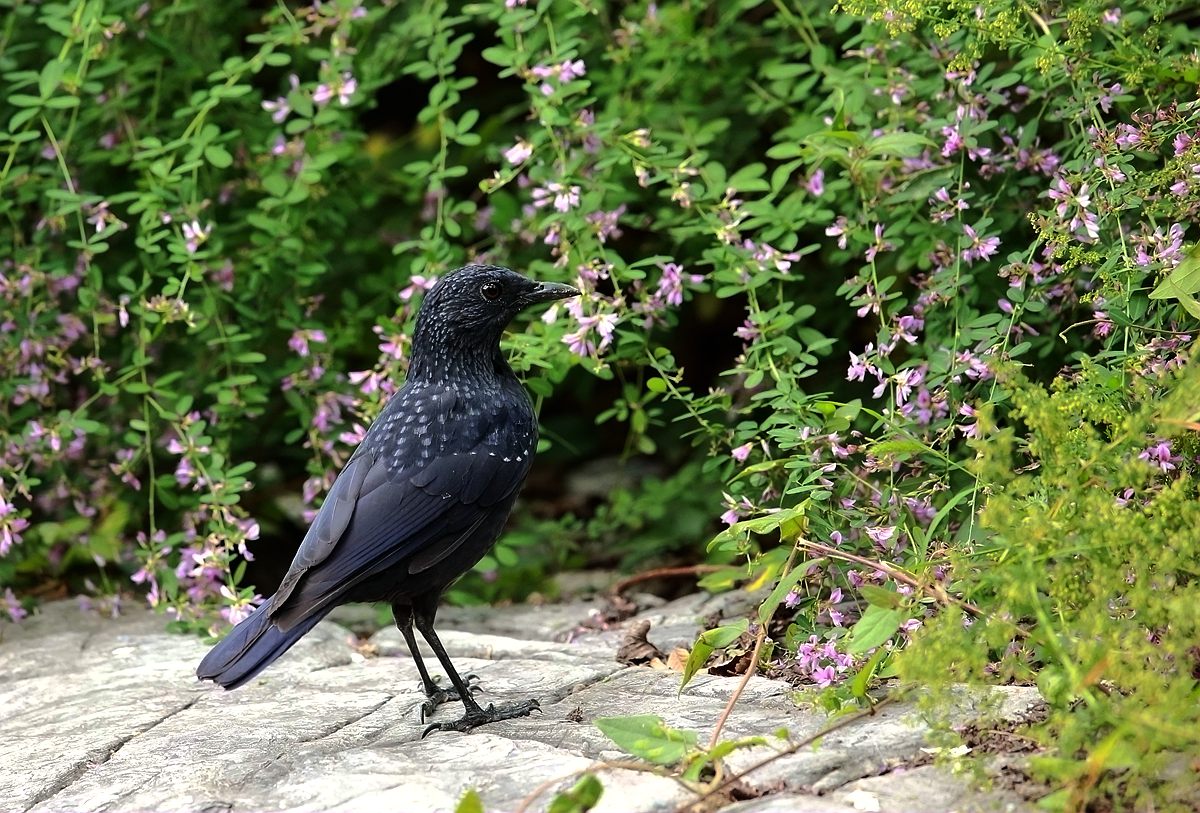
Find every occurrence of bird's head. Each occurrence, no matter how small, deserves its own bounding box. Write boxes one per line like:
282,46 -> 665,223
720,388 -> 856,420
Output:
409,265 -> 580,376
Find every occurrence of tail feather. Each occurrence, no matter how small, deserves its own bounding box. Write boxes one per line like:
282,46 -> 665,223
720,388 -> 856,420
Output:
197,602 -> 328,689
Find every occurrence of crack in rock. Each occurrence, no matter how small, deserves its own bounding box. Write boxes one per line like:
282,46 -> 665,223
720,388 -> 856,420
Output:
299,695 -> 396,744
539,669 -> 622,706
21,696 -> 198,813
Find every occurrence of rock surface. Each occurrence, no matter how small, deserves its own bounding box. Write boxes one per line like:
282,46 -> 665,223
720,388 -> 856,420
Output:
0,596 -> 1039,813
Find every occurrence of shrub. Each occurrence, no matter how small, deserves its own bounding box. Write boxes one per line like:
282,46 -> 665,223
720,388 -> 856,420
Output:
2,1 -> 1199,807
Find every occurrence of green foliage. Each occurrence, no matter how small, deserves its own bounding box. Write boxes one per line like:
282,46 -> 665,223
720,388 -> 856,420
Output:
594,714 -> 698,766
546,774 -> 604,813
3,0 -> 1200,806
453,789 -> 484,813
900,363 -> 1200,808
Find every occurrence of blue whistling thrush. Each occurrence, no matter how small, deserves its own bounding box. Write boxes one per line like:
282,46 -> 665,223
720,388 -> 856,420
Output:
197,265 -> 579,734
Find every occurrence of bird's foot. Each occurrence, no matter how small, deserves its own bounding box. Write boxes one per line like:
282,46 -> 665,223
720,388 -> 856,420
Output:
418,674 -> 482,723
421,699 -> 541,737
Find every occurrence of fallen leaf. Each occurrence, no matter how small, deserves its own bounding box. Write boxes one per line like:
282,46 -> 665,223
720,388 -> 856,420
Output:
617,619 -> 665,665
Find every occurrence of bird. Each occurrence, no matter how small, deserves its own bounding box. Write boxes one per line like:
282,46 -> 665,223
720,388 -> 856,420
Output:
196,264 -> 580,734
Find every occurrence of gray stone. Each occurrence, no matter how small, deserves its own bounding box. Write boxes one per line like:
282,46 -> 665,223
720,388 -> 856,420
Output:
721,796 -> 860,813
832,765 -> 1035,813
0,599 -> 1042,813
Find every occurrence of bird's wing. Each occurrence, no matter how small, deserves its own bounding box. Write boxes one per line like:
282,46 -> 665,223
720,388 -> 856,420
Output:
267,385 -> 534,629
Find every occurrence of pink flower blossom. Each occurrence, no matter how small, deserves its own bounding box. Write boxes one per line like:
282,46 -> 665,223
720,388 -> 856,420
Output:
805,168 -> 825,196
288,329 -> 327,358
531,182 -> 581,212
504,139 -> 533,165
731,442 -> 753,463
3,588 -> 26,622
1139,440 -> 1181,473
962,224 -> 1001,264
182,220 -> 212,254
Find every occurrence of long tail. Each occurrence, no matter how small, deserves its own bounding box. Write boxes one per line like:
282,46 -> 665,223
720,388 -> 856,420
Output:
196,602 -> 329,689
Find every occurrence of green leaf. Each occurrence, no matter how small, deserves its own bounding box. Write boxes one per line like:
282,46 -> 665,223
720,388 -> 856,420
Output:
646,377 -> 667,393
8,94 -> 43,108
858,584 -> 902,609
454,789 -> 484,813
1149,244 -> 1200,320
547,774 -> 603,813
204,145 -> 233,168
680,619 -> 749,691
38,61 -> 65,98
758,567 -> 805,624
866,131 -> 933,158
850,645 -> 890,699
867,437 -> 928,458
706,504 -> 806,552
847,605 -> 905,654
594,715 -> 697,765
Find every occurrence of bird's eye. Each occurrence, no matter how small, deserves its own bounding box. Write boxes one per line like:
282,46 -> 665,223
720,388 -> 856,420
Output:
480,281 -> 502,301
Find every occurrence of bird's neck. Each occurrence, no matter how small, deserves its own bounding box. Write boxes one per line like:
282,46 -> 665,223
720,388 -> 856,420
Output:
406,340 -> 511,386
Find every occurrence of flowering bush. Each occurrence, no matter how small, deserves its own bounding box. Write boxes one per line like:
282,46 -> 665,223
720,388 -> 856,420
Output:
2,0 -> 1199,806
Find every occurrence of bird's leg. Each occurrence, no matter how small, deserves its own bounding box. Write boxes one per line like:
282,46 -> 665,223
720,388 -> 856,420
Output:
393,602 -> 480,722
412,601 -> 539,736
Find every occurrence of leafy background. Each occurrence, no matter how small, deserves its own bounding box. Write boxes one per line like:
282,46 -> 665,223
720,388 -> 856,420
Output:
2,0 -> 1200,808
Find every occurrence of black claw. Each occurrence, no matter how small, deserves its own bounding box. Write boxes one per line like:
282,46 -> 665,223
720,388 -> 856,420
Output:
417,673 -> 488,722
420,698 -> 541,737
419,688 -> 458,723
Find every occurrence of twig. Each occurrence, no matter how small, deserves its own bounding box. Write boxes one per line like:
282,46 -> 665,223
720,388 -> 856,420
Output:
706,622 -> 767,749
609,565 -> 724,597
679,695 -> 897,813
706,539 -> 801,748
794,538 -> 1032,640
513,759 -> 680,813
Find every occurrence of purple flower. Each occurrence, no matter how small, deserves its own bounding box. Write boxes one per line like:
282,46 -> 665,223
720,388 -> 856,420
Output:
504,139 -> 533,165
796,634 -> 855,686
182,220 -> 212,254
399,274 -> 438,301
530,59 -> 587,93
656,262 -> 686,307
811,665 -> 838,686
962,224 -> 1001,264
743,240 -> 800,273
805,168 -> 825,196
3,588 -> 26,622
846,345 -> 880,383
825,216 -> 849,249
561,299 -> 619,357
288,329 -> 327,358
958,403 -> 980,438
314,70 -> 357,107
531,182 -> 581,212
941,123 -> 964,157
734,319 -> 759,343
262,96 -> 290,123
865,525 -> 896,545
731,442 -> 753,463
585,206 -> 625,243
1114,123 -> 1141,149
864,223 -> 894,262
557,59 -> 586,82
1139,440 -> 1182,473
